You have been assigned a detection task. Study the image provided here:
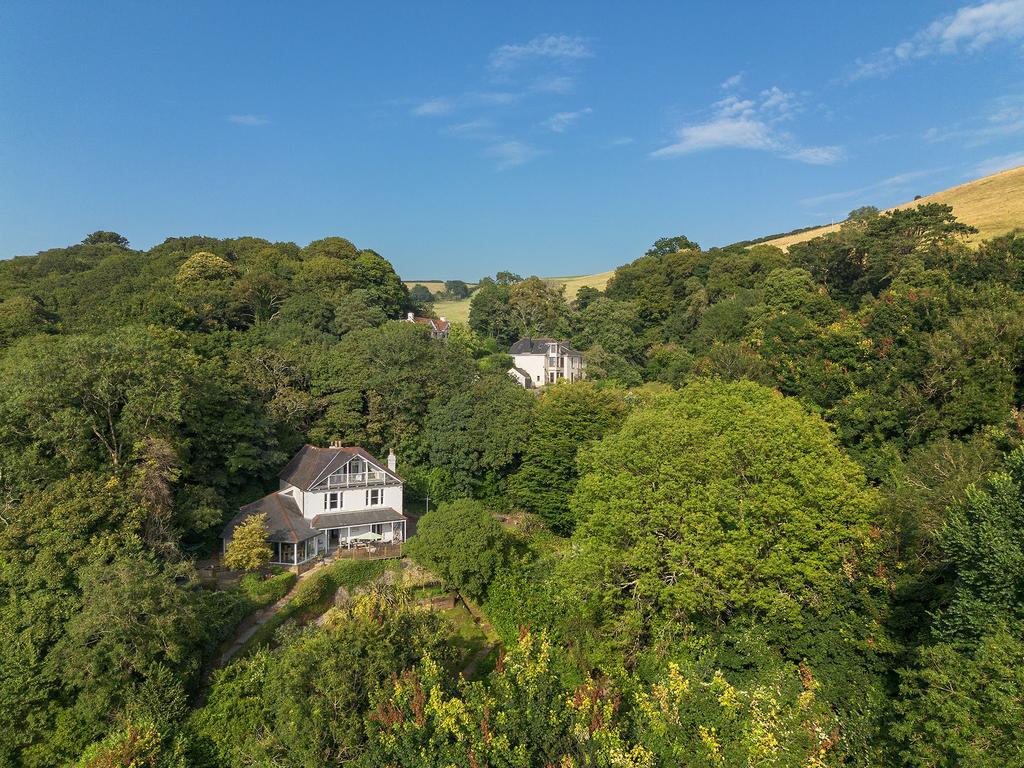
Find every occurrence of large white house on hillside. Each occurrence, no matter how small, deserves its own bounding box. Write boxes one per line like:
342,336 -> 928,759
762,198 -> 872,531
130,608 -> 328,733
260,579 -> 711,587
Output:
221,443 -> 406,569
507,337 -> 585,388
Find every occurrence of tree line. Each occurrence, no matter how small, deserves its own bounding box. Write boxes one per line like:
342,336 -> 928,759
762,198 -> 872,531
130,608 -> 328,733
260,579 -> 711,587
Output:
0,205 -> 1021,766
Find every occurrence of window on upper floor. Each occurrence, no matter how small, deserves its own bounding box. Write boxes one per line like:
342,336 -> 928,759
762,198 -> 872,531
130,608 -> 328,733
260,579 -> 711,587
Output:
366,488 -> 383,507
324,492 -> 341,511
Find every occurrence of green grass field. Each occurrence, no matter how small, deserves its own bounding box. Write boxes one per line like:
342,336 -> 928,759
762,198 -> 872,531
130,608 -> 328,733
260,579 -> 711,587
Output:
404,271 -> 615,324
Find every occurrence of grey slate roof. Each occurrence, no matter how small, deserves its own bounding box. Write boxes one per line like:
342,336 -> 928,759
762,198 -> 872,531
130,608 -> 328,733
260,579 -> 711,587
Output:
311,508 -> 406,529
279,444 -> 400,490
509,337 -> 555,354
508,337 -> 581,356
221,492 -> 319,544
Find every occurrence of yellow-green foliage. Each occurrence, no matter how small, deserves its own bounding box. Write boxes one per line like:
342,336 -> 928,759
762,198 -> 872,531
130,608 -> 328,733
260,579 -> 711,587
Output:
223,514 -> 272,573
74,724 -> 162,768
367,630 -> 653,768
174,250 -> 235,287
633,661 -> 840,767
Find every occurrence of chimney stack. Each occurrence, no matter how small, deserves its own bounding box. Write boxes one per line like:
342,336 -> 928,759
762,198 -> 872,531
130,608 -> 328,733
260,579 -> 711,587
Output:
387,448 -> 397,472
330,439 -> 343,449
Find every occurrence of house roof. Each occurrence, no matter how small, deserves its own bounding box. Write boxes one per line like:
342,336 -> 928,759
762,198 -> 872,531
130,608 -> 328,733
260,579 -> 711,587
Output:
509,366 -> 531,378
311,507 -> 406,529
412,316 -> 450,331
279,444 -> 400,490
509,337 -> 581,356
221,492 -> 319,544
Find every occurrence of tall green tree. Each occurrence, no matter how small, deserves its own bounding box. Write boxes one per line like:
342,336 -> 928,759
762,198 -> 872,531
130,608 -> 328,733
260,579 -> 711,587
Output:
311,321 -> 475,464
560,380 -> 879,648
468,278 -> 516,345
507,276 -> 567,337
511,382 -> 626,533
406,499 -> 509,601
425,373 -> 535,498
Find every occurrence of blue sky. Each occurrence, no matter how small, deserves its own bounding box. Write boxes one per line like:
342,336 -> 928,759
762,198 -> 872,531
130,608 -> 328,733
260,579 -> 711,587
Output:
2,1 -> 1024,279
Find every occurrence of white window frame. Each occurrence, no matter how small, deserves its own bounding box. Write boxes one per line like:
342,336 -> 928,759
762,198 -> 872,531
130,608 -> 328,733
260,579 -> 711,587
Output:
365,488 -> 383,507
324,491 -> 341,511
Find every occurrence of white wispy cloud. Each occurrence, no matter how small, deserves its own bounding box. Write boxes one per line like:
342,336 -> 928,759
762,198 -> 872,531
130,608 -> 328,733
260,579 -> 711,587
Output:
970,151 -> 1024,176
652,87 -> 841,164
411,92 -> 522,117
227,114 -> 270,126
653,116 -> 776,156
851,0 -> 1024,79
490,34 -> 593,70
405,33 -> 594,169
445,118 -> 494,138
923,93 -> 1024,145
800,169 -> 942,208
542,107 -> 593,132
470,91 -> 521,106
785,146 -> 844,165
411,98 -> 455,116
484,140 -> 542,170
531,75 -> 576,94
720,72 -> 743,90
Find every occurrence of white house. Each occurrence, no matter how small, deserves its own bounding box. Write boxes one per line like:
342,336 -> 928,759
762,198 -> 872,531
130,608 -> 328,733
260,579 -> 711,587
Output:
405,312 -> 450,340
508,337 -> 585,388
221,443 -> 406,569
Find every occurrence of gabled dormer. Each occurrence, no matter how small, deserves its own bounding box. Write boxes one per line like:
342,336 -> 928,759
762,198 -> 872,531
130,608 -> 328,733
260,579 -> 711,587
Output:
311,452 -> 399,491
280,443 -> 401,492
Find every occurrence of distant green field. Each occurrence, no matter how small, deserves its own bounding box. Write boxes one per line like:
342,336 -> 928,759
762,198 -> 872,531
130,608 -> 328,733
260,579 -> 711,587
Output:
403,271 -> 615,324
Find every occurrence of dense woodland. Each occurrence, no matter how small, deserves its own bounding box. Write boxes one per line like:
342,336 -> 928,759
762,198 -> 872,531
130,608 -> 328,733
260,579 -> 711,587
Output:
1,207 -> 1023,766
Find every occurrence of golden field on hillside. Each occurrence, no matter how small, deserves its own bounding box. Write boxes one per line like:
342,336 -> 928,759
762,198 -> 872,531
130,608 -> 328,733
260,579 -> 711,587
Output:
765,165 -> 1024,250
406,166 -> 1024,323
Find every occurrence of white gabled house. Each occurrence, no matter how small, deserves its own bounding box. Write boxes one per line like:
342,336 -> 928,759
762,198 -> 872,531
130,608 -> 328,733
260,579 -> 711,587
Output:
221,442 -> 406,570
508,337 -> 585,388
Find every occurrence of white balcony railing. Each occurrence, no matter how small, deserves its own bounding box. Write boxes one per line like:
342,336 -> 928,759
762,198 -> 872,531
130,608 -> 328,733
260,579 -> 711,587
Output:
323,470 -> 387,489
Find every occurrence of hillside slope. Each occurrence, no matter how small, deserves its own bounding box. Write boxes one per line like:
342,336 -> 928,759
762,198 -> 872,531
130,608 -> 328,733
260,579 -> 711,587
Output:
407,166 -> 1024,322
765,165 -> 1024,250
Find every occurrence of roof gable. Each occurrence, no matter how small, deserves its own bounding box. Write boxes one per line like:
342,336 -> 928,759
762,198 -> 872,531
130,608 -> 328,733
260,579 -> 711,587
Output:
409,315 -> 450,332
280,444 -> 399,490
